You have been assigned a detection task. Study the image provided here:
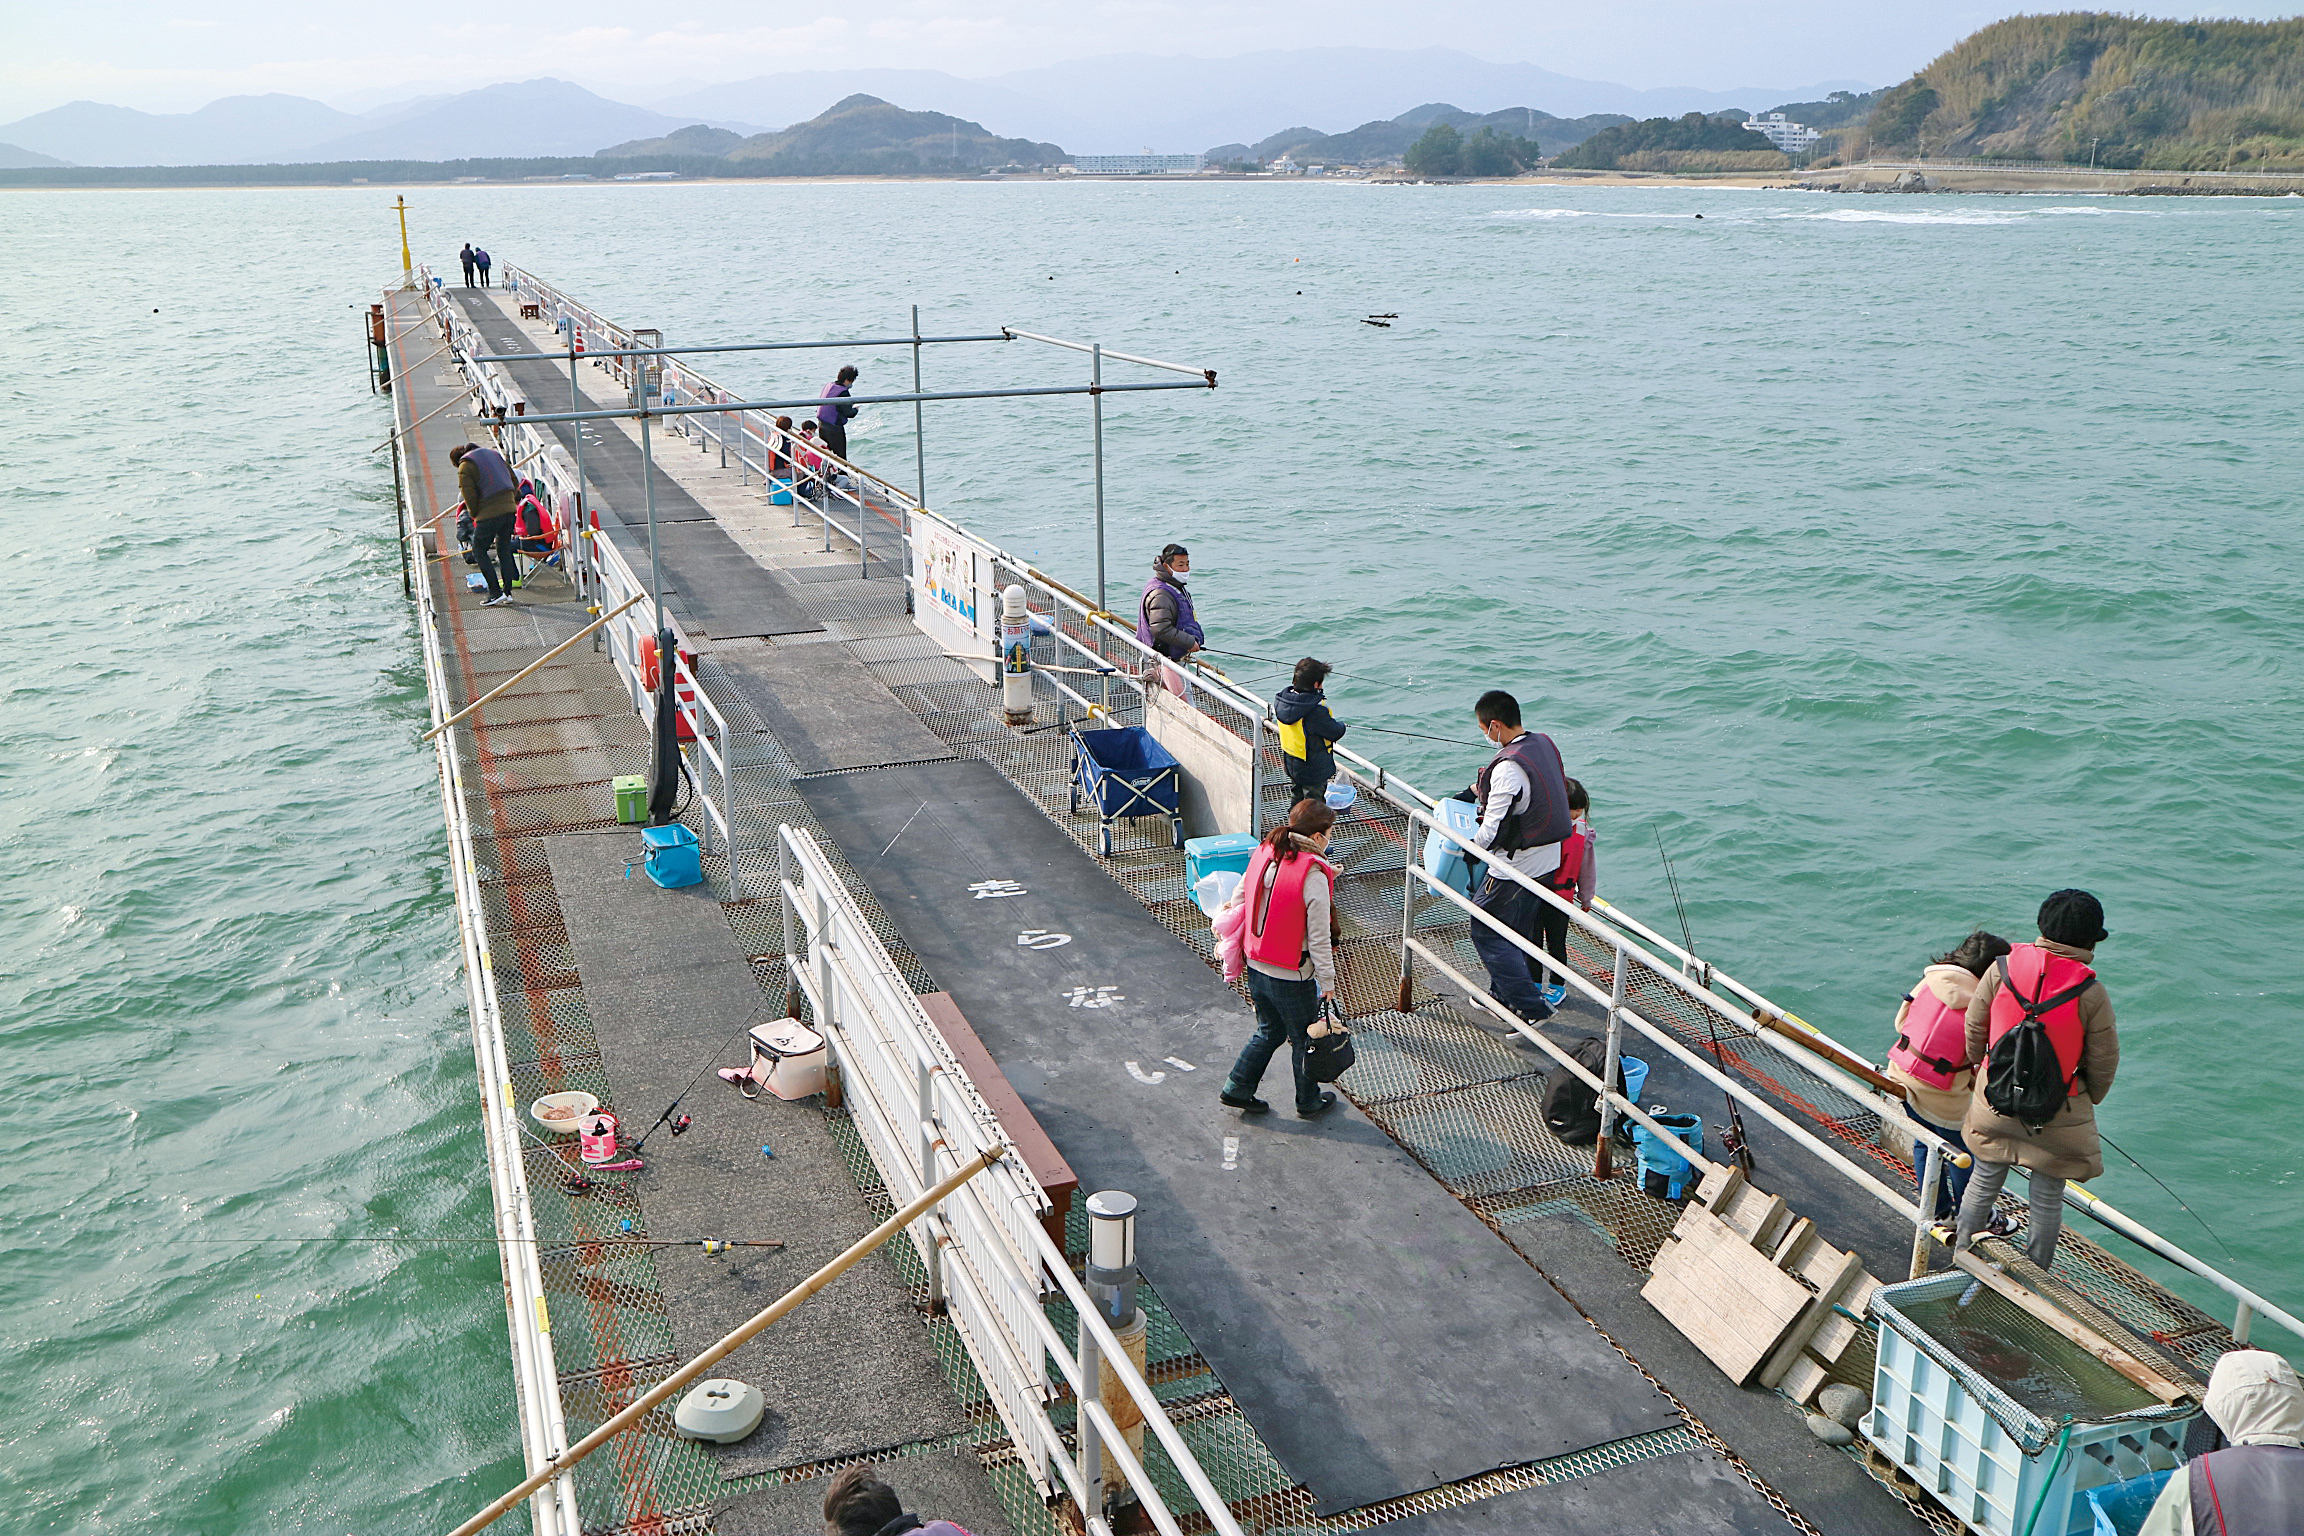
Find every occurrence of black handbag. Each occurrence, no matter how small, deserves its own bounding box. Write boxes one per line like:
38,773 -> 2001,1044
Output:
1305,997 -> 1357,1083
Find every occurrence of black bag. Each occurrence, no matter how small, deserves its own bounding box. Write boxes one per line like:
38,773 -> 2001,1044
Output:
1981,956 -> 2093,1129
1542,1035 -> 1626,1147
1305,998 -> 1356,1084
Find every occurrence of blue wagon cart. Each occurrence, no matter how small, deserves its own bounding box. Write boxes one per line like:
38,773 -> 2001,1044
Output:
1068,725 -> 1185,857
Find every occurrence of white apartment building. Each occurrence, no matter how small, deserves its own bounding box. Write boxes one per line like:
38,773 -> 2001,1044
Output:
1069,154 -> 1203,175
1743,113 -> 1823,155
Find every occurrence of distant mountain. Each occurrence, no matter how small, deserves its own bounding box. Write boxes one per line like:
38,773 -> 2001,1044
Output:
610,95 -> 1064,172
655,48 -> 1865,153
0,93 -> 361,166
1551,112 -> 1789,172
1205,103 -> 1634,166
0,141 -> 70,168
309,79 -> 763,161
1858,14 -> 2304,169
600,125 -> 747,159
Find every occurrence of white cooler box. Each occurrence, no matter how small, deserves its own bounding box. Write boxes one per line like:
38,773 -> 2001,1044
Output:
748,1019 -> 828,1100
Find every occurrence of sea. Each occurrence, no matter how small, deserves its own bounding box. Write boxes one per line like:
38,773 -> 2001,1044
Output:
5,180 -> 2299,1530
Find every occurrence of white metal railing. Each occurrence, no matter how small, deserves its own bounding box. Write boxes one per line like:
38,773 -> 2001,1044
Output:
775,826 -> 1250,1536
477,266 -> 2302,1360
392,280 -> 583,1536
417,275 -> 741,866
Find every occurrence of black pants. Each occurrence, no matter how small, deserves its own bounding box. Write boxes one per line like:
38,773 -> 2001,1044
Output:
1286,760 -> 1330,804
461,265 -> 475,287
472,514 -> 517,597
478,267 -> 491,287
821,421 -> 847,462
1538,886 -> 1570,963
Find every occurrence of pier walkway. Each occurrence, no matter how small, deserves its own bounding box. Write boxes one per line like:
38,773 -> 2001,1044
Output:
394,269 -> 2271,1536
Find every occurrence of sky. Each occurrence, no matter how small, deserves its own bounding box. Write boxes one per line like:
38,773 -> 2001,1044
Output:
10,1 -> 2304,118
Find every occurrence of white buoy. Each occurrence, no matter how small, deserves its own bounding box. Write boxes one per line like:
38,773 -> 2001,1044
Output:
1000,584 -> 1033,726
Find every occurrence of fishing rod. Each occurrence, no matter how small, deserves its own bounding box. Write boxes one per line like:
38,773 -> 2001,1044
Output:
163,1235 -> 785,1253
1656,828 -> 1754,1175
627,1015 -> 777,1159
2097,1130 -> 2235,1260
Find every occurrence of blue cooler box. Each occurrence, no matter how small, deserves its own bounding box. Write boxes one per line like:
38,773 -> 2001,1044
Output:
1422,796 -> 1481,899
642,824 -> 703,889
1186,833 -> 1259,888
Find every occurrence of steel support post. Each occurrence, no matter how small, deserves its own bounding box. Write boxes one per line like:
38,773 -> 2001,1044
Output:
916,1053 -> 946,1313
1911,1145 -> 1946,1280
1083,1191 -> 1143,1528
1091,344 -> 1106,613
1593,948 -> 1629,1180
1396,825 -> 1419,1014
912,304 -> 927,506
565,336 -> 587,539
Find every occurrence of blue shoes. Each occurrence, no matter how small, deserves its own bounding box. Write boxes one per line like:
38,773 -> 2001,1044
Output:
1539,983 -> 1568,1010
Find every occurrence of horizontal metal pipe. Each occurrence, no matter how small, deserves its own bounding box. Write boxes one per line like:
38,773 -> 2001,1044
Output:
476,333 -> 1014,364
1001,327 -> 1216,382
448,378 -> 1214,431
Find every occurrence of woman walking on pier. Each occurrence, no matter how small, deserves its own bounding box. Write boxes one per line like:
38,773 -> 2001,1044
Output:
1220,800 -> 1343,1120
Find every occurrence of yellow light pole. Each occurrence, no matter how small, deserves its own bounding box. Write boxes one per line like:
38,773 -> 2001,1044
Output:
395,194 -> 415,289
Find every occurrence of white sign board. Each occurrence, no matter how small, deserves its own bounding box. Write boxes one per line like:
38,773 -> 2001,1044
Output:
913,514 -> 999,669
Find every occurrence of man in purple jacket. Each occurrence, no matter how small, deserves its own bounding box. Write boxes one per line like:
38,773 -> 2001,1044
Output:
821,1465 -> 979,1536
818,365 -> 860,463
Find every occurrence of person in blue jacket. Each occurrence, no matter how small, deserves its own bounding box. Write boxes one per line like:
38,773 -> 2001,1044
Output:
1275,658 -> 1347,804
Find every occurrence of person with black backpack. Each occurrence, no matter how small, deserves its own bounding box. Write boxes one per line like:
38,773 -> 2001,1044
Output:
1949,889 -> 2120,1270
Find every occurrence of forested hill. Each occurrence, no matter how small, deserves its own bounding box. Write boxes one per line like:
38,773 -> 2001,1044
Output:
1860,13 -> 2304,169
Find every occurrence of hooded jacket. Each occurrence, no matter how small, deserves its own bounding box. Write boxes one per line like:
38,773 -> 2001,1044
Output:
1273,686 -> 1347,779
2138,1349 -> 2304,1535
1960,936 -> 2118,1180
1886,963 -> 1987,1126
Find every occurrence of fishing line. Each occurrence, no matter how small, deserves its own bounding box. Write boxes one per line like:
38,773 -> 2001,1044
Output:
1194,651 -> 1487,745
2096,1130 -> 2235,1260
1656,828 -> 1752,1173
159,1235 -> 784,1250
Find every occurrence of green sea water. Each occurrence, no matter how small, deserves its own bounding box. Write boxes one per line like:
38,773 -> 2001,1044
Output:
5,181 -> 2298,1529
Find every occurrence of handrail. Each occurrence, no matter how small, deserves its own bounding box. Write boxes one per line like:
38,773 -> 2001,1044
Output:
775,825 -> 1250,1536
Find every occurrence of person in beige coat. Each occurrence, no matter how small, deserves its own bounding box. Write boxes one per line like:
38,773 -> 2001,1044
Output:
1884,930 -> 2012,1220
1952,889 -> 2119,1269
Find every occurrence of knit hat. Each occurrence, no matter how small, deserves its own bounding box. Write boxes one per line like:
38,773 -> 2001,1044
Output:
2037,889 -> 2107,948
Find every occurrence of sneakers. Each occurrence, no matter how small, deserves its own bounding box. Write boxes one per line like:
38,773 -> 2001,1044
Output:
1219,1092 -> 1271,1115
1539,983 -> 1568,1010
483,593 -> 514,607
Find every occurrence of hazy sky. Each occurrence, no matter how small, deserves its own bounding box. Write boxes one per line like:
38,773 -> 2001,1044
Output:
10,1 -> 2303,117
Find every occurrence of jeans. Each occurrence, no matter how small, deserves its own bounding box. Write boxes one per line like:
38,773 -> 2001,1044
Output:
1954,1160 -> 2067,1270
1227,970 -> 1322,1112
1901,1099 -> 1972,1220
1469,875 -> 1554,1023
472,514 -> 518,598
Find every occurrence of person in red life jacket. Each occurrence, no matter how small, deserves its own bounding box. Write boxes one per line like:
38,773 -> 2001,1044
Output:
796,420 -> 827,500
1532,778 -> 1598,1008
1452,689 -> 1573,1025
767,415 -> 795,485
510,481 -> 560,573
820,1463 -> 980,1536
1219,800 -> 1343,1119
1950,889 -> 2120,1269
1886,930 -> 2012,1222
2137,1347 -> 2304,1536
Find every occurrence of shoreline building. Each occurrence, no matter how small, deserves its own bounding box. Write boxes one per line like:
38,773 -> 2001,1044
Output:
1743,112 -> 1822,155
1069,153 -> 1202,175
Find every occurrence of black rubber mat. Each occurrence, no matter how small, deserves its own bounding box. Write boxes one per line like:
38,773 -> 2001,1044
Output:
797,758 -> 1682,1517
456,292 -> 820,639
544,831 -> 968,1475
1374,1451 -> 1792,1535
714,640 -> 956,774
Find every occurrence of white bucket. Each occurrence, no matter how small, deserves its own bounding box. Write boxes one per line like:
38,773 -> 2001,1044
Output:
1194,868 -> 1243,916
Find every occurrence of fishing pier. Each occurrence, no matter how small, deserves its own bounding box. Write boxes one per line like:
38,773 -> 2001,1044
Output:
379,261 -> 2300,1536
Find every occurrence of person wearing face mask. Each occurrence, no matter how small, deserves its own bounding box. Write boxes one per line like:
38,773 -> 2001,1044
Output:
1137,543 -> 1205,660
1453,689 -> 1572,1026
2136,1348 -> 2304,1534
1219,799 -> 1343,1120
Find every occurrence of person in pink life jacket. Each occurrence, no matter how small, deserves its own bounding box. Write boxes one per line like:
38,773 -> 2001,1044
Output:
821,1463 -> 979,1536
1885,929 -> 2011,1221
1219,800 -> 1342,1119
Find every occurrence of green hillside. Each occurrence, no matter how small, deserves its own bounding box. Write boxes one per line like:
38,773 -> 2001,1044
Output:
723,94 -> 1062,172
1207,104 -> 1631,167
1857,12 -> 2304,168
1552,112 -> 1790,172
